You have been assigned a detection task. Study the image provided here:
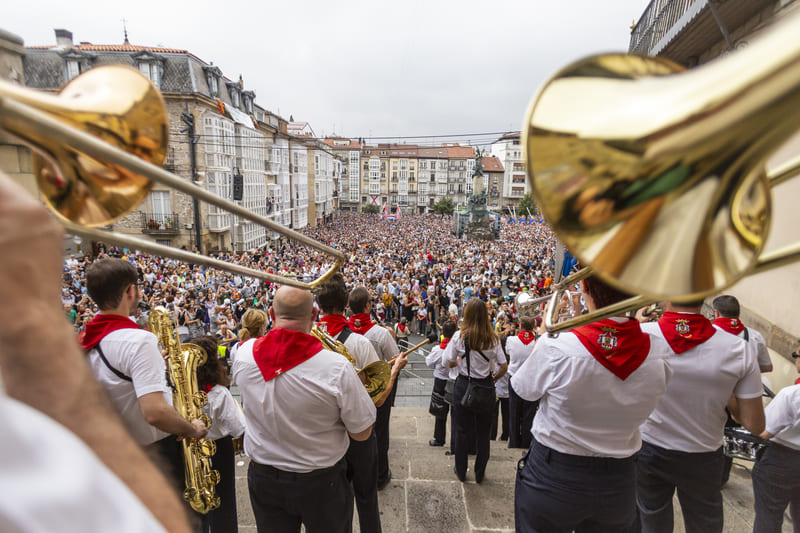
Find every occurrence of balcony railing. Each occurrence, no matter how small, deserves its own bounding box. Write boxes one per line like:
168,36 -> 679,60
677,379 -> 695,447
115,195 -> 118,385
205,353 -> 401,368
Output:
629,0 -> 703,56
141,212 -> 180,234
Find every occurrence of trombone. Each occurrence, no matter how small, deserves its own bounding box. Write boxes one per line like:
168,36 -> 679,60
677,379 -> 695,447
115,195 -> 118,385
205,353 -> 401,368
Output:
523,9 -> 800,332
0,65 -> 344,291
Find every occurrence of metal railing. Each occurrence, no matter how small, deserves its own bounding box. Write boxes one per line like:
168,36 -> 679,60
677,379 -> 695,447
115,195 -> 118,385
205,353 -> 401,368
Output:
629,0 -> 702,55
140,212 -> 180,234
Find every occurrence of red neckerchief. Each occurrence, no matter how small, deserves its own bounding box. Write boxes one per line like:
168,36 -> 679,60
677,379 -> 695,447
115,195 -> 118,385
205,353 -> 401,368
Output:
202,383 -> 214,393
398,323 -> 407,333
440,337 -> 451,349
252,328 -> 322,382
795,377 -> 800,385
79,313 -> 141,351
658,312 -> 716,354
318,314 -> 348,337
348,313 -> 375,335
518,331 -> 536,345
572,318 -> 651,380
713,317 -> 746,336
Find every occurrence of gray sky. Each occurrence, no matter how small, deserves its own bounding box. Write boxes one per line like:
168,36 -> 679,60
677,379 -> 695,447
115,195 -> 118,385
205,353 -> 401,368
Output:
5,0 -> 652,144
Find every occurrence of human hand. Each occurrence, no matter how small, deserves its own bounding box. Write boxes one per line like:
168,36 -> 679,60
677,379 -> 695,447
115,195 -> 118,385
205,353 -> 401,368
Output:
391,353 -> 408,373
189,419 -> 209,440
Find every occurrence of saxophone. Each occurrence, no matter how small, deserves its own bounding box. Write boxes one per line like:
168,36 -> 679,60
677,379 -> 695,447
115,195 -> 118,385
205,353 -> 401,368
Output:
149,306 -> 220,514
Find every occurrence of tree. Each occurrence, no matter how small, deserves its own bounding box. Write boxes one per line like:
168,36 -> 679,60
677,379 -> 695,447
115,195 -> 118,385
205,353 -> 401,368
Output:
362,203 -> 380,214
518,193 -> 538,217
432,197 -> 455,215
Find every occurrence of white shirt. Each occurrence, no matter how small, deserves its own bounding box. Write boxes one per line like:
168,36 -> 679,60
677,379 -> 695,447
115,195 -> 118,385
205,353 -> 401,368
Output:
765,384 -> 800,451
511,329 -> 672,458
233,340 -> 376,472
505,334 -> 536,376
713,325 -> 771,371
495,370 -> 510,399
87,326 -> 172,446
425,344 -> 451,380
444,330 -> 507,379
335,329 -> 380,371
640,322 -> 763,452
363,324 -> 397,362
0,393 -> 167,533
203,385 -> 246,441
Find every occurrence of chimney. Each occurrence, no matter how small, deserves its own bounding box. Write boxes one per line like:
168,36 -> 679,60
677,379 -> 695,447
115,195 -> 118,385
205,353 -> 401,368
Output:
54,29 -> 73,48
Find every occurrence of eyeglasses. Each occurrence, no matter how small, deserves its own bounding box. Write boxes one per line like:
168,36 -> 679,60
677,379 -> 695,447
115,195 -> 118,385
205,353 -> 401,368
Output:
793,352 -> 800,359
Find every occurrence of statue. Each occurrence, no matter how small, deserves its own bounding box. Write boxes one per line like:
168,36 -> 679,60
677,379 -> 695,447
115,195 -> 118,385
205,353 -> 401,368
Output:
463,149 -> 494,240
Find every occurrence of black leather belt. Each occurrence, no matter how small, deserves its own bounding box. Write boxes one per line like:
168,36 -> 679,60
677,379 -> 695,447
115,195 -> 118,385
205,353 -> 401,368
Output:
250,458 -> 344,480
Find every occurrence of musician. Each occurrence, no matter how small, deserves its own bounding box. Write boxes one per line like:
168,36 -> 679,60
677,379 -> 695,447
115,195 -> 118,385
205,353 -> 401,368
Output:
511,276 -> 671,532
348,286 -> 403,490
506,315 -> 538,449
317,273 -> 406,533
636,300 -> 765,533
425,320 -> 458,447
751,376 -> 800,533
191,335 -> 246,533
445,298 -> 508,484
0,170 -> 190,532
232,286 -> 376,533
82,259 -> 208,487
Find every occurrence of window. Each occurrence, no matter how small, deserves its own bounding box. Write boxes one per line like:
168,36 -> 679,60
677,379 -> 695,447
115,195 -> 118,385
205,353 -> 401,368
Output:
138,62 -> 161,88
66,60 -> 81,80
369,183 -> 380,195
203,65 -> 223,97
151,191 -> 171,219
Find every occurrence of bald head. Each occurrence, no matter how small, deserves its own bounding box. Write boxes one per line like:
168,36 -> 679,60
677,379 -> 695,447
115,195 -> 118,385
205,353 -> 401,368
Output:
271,286 -> 316,332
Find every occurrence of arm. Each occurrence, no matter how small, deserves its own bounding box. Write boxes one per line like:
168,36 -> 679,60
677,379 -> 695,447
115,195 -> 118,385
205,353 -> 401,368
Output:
0,172 -> 191,533
727,395 -> 765,436
374,353 -> 408,407
349,425 -> 374,442
493,362 -> 508,382
138,392 -> 208,439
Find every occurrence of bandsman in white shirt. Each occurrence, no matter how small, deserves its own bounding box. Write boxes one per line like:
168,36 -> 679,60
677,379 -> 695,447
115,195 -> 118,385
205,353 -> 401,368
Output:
511,276 -> 672,532
233,286 -> 376,533
751,344 -> 800,533
506,315 -> 539,449
637,300 -> 765,533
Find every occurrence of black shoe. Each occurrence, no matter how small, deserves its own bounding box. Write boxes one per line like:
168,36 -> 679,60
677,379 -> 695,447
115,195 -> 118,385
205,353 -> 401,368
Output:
377,469 -> 392,491
475,471 -> 484,484
454,466 -> 465,482
444,451 -> 453,456
429,439 -> 445,447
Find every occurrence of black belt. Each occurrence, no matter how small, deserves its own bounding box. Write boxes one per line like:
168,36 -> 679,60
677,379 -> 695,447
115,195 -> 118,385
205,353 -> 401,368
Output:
531,437 -> 635,469
250,458 -> 344,480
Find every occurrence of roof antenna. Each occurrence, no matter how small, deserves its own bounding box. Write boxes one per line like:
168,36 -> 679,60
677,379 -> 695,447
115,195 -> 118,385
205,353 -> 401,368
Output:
122,17 -> 130,44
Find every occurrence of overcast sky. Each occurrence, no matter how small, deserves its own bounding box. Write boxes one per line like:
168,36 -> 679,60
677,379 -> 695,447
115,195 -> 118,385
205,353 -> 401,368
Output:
5,0 -> 652,145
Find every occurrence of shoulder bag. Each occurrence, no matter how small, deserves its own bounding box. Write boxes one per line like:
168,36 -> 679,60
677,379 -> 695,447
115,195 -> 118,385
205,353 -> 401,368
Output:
460,338 -> 496,413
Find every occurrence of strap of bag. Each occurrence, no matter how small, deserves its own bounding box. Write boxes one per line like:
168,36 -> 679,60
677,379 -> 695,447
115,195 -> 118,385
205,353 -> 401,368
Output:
464,337 -> 489,380
743,327 -> 750,342
94,344 -> 132,382
338,325 -> 353,344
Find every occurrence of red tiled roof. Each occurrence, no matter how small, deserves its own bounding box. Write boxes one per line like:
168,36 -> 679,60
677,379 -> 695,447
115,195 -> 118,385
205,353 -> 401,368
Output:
27,42 -> 188,54
481,156 -> 504,172
445,146 -> 475,159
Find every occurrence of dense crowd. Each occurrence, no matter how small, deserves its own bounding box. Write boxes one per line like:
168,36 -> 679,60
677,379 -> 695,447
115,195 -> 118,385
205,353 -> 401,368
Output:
61,212 -> 561,339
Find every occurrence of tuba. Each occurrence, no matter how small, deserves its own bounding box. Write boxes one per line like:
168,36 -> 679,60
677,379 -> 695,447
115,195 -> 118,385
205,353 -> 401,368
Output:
149,307 -> 220,514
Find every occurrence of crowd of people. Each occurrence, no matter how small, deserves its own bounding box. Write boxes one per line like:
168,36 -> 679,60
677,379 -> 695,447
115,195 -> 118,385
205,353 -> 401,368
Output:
5,177 -> 800,533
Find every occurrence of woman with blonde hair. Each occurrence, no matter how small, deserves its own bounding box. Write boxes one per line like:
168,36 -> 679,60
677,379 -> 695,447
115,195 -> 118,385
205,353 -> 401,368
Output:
444,298 -> 508,483
230,309 -> 268,365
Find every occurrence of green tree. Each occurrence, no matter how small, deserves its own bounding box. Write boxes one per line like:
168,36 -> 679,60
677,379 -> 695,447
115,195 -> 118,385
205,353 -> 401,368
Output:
518,193 -> 537,217
432,197 -> 455,215
362,203 -> 380,214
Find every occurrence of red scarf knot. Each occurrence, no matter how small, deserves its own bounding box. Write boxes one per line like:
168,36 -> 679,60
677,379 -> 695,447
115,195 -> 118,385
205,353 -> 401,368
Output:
572,318 -> 650,380
440,337 -> 451,349
318,314 -> 348,337
252,328 -> 323,382
202,383 -> 214,394
658,312 -> 716,354
348,313 -> 375,335
80,313 -> 141,351
518,331 -> 536,345
713,317 -> 745,336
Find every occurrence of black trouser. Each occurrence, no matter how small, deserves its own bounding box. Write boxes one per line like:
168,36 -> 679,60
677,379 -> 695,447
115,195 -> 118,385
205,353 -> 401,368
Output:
515,437 -> 637,533
145,436 -> 202,531
247,458 -> 353,533
345,431 -> 382,533
375,385 -> 397,485
432,377 -> 449,444
721,409 -> 739,484
452,375 -> 493,480
207,436 -> 237,533
490,397 -> 509,441
508,379 -> 538,449
752,442 -> 800,533
635,440 -> 725,533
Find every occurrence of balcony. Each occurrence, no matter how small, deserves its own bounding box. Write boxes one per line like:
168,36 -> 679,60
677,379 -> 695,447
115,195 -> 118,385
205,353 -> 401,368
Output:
629,0 -> 768,66
140,212 -> 180,234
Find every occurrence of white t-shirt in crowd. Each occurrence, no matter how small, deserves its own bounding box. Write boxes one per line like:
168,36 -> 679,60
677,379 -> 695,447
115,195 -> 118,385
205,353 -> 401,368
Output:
640,322 -> 763,453
203,385 -> 246,441
87,326 -> 172,446
511,329 -> 672,458
505,334 -> 536,376
444,330 -> 507,379
765,384 -> 800,451
233,340 -> 376,473
0,393 -> 167,533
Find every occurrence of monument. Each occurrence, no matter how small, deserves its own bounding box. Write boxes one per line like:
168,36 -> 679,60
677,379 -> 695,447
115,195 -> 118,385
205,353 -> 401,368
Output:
463,150 -> 497,240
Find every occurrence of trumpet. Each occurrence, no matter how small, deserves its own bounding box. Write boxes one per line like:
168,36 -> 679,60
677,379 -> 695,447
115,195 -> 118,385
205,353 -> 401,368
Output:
524,9 -> 800,331
0,64 -> 344,291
